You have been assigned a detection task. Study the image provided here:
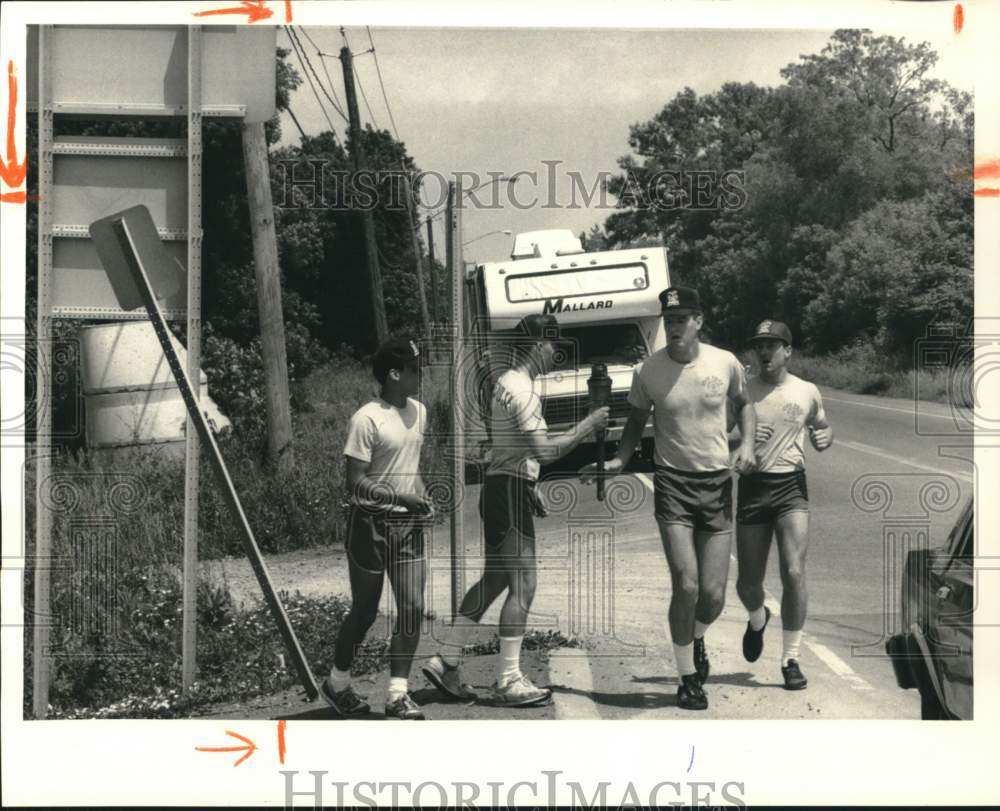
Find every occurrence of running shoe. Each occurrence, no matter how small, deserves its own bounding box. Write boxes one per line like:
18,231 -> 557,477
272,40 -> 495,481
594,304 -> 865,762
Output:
742,606 -> 772,663
490,674 -> 552,707
781,659 -> 808,690
677,673 -> 708,711
319,678 -> 370,718
422,654 -> 478,701
693,636 -> 710,685
384,693 -> 426,720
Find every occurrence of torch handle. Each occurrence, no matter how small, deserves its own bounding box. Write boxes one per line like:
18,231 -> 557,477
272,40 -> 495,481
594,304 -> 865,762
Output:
596,429 -> 607,501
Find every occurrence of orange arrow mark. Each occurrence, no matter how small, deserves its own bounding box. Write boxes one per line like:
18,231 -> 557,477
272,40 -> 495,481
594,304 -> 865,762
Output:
284,0 -> 293,22
193,0 -> 274,23
1,60 -> 28,203
277,720 -> 287,765
195,730 -> 259,767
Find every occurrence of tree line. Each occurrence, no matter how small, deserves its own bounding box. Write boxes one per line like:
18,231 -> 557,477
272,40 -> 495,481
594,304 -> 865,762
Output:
592,29 -> 973,362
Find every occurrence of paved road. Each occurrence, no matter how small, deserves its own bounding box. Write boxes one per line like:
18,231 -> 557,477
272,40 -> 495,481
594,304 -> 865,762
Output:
438,385 -> 974,719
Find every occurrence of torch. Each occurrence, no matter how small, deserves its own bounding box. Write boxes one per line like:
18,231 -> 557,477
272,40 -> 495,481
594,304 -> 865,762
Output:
587,363 -> 612,501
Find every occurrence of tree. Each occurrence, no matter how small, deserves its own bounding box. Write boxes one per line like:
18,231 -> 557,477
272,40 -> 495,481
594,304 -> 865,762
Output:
603,30 -> 973,354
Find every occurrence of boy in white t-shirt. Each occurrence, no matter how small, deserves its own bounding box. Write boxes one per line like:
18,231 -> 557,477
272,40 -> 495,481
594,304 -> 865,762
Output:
734,320 -> 833,691
320,337 -> 434,720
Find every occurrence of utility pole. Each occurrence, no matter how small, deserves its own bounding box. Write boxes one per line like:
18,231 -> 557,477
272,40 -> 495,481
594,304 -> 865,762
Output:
447,180 -> 465,619
340,45 -> 389,343
242,120 -> 295,473
426,216 -> 438,323
401,172 -> 431,336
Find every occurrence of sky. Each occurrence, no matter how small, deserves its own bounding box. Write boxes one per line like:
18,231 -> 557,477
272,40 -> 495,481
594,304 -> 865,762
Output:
277,26 -> 977,264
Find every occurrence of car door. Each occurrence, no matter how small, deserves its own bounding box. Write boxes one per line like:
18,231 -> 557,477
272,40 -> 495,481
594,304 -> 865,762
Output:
927,501 -> 974,719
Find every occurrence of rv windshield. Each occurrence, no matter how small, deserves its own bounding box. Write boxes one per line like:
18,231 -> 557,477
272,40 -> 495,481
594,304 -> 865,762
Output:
554,323 -> 648,370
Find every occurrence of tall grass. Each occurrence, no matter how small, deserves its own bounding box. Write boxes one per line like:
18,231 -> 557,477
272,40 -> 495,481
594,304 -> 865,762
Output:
22,352 -> 454,717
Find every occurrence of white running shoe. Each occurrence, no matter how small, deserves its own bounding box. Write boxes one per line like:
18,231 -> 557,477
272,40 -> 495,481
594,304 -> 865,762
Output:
421,654 -> 477,701
490,673 -> 552,707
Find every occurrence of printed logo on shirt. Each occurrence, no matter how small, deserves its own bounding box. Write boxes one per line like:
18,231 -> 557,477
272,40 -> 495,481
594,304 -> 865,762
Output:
702,375 -> 725,398
782,401 -> 804,423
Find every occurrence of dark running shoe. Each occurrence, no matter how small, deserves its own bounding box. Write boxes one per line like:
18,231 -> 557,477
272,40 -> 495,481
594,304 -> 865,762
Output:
677,674 -> 708,711
320,678 -> 370,718
781,659 -> 808,690
693,637 -> 710,685
742,606 -> 772,663
384,693 -> 426,720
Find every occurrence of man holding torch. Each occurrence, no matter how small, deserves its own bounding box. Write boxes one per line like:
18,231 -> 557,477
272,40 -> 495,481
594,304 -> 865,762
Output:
581,287 -> 756,710
423,313 -> 609,707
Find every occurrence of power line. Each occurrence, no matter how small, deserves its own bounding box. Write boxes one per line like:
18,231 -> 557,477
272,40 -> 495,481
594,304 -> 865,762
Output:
287,27 -> 349,124
285,29 -> 342,139
367,27 -> 401,142
298,28 -> 348,119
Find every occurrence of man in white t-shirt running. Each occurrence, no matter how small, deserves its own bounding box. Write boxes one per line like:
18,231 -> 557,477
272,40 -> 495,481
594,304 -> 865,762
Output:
734,319 -> 833,690
320,337 -> 434,720
423,314 -> 609,707
581,287 -> 757,711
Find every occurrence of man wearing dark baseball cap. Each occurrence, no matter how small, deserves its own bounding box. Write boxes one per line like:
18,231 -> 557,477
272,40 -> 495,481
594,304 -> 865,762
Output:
322,336 -> 434,720
581,286 -> 757,710
733,319 -> 834,692
424,312 -> 609,707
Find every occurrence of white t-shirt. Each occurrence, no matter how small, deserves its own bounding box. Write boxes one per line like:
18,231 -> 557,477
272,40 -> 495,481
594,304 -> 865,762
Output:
343,397 -> 426,510
628,343 -> 747,472
486,369 -> 547,481
747,374 -> 824,473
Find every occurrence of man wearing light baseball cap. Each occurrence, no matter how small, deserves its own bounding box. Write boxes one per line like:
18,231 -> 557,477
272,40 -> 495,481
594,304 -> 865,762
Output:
582,286 -> 757,710
734,319 -> 834,691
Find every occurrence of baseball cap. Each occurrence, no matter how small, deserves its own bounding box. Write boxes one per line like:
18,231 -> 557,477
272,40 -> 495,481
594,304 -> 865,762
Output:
659,286 -> 701,313
748,319 -> 793,346
516,313 -> 560,340
372,336 -> 420,382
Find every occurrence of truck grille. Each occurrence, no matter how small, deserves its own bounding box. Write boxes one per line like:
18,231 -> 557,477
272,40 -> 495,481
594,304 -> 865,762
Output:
542,391 -> 632,427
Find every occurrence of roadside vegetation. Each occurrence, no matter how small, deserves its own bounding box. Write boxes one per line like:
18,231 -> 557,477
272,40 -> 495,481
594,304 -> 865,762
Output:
22,30 -> 972,717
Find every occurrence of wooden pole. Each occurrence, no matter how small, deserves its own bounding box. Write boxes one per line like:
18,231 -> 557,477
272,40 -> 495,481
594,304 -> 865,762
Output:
340,45 -> 388,343
242,121 -> 295,473
401,173 -> 431,336
427,216 -> 438,324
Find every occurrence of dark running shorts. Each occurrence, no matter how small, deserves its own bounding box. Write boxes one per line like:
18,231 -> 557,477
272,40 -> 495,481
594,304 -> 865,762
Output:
737,470 -> 809,525
653,464 -> 733,534
479,474 -> 536,553
345,506 -> 427,573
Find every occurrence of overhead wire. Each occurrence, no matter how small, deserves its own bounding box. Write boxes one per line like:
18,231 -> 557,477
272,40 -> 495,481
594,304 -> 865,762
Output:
284,26 -> 343,137
287,26 -> 349,124
298,28 -> 349,120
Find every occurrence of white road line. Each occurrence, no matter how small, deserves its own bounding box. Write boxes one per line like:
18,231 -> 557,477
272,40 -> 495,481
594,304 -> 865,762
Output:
837,438 -> 973,483
822,394 -> 958,420
632,473 -> 874,692
550,647 -> 601,719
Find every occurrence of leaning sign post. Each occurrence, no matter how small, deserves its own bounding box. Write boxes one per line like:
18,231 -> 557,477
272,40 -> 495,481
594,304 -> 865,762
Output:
89,205 -> 319,701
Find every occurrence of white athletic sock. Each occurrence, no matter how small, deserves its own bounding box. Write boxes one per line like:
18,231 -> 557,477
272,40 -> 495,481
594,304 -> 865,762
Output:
498,635 -> 523,685
693,620 -> 710,640
387,676 -> 408,702
441,616 -> 479,667
748,606 -> 767,632
328,665 -> 351,692
782,629 -> 803,665
673,642 -> 696,683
